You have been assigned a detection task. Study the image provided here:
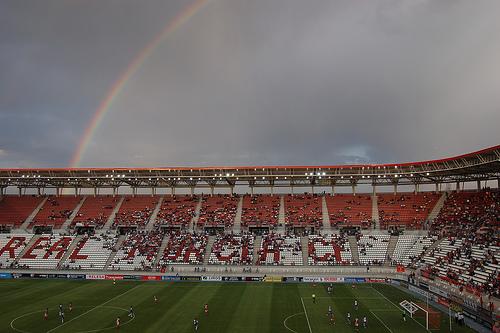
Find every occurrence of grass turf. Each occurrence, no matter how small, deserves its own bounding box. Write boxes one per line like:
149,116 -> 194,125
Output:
0,280 -> 476,333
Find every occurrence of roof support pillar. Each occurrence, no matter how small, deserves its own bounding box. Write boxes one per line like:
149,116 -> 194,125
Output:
477,180 -> 481,190
435,183 -> 439,193
74,186 -> 78,197
37,187 -> 41,196
18,187 -> 22,197
331,185 -> 335,196
372,184 -> 377,195
230,186 -> 234,195
497,178 -> 500,189
250,186 -> 254,196
56,187 -> 60,197
311,185 -> 314,194
414,183 -> 419,193
352,184 -> 356,195
270,186 -> 274,196
456,181 -> 460,192
171,187 -> 175,196
210,186 -> 214,196
93,187 -> 97,197
393,183 -> 397,195
190,187 -> 194,197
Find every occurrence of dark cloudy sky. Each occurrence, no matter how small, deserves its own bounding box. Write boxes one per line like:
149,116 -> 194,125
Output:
1,0 -> 499,168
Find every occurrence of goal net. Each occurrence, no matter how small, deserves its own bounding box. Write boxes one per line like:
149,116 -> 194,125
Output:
400,300 -> 441,330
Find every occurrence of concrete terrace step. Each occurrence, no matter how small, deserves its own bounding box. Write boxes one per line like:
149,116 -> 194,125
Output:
321,196 -> 332,233
58,235 -> 83,268
232,196 -> 244,234
153,234 -> 170,269
203,236 -> 216,265
277,196 -> 286,235
427,192 -> 447,226
348,236 -> 359,265
253,236 -> 262,265
20,197 -> 48,230
189,196 -> 203,232
301,236 -> 309,266
386,235 -> 398,265
58,197 -> 87,232
105,234 -> 126,269
372,194 -> 380,229
145,196 -> 164,231
102,196 -> 125,231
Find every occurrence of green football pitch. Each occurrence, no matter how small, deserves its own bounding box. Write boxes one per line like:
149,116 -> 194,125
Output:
0,279 -> 476,333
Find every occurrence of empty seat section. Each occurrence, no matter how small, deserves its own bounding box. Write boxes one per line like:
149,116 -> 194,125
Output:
62,233 -> 118,270
0,233 -> 33,268
155,195 -> 198,227
113,195 -> 159,227
258,234 -> 302,266
17,234 -> 75,269
308,234 -> 352,265
0,196 -> 44,227
209,234 -> 254,265
241,195 -> 280,227
31,196 -> 82,228
325,194 -> 372,228
357,234 -> 390,265
72,196 -> 120,229
109,231 -> 163,270
378,193 -> 440,229
159,232 -> 207,265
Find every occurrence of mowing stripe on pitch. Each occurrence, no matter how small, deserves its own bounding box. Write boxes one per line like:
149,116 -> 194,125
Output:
47,284 -> 141,333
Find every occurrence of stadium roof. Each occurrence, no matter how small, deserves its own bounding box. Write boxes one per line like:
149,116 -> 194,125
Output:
1,145 -> 499,190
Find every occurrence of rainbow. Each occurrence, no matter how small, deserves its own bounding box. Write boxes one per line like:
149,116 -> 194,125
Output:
69,0 -> 208,168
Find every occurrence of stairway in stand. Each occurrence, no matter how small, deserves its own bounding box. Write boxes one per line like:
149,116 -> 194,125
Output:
58,197 -> 87,233
276,196 -> 286,235
203,236 -> 216,265
385,235 -> 398,266
348,236 -> 359,265
253,236 -> 262,265
372,194 -> 380,230
232,196 -> 243,234
321,196 -> 332,233
145,196 -> 164,231
102,196 -> 125,231
301,236 -> 309,266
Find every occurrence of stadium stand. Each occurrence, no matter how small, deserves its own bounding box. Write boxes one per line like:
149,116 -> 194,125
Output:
62,233 -> 119,270
17,234 -> 75,269
155,195 -> 198,227
158,232 -> 207,265
357,234 -> 390,265
0,195 -> 44,227
0,233 -> 33,268
431,190 -> 500,238
325,194 -> 372,228
284,194 -> 322,228
258,233 -> 303,265
208,233 -> 254,265
308,234 -> 352,265
420,236 -> 500,297
113,195 -> 159,228
391,235 -> 435,266
71,196 -> 120,229
31,196 -> 82,228
109,231 -> 163,271
241,195 -> 280,227
197,195 -> 239,227
378,193 -> 440,230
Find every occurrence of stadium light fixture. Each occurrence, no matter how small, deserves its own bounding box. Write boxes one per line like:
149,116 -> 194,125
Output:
426,172 -> 430,176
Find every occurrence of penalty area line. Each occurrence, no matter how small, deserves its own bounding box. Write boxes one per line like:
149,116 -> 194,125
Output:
370,310 -> 393,333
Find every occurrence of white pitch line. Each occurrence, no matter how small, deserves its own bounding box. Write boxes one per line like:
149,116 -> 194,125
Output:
300,297 -> 313,333
370,310 -> 393,333
46,284 -> 141,333
370,286 -> 430,332
283,312 -> 304,333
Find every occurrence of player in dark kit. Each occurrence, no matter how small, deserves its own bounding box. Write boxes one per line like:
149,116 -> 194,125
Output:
44,308 -> 48,320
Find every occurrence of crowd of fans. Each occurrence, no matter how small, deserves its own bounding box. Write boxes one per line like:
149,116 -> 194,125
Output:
197,195 -> 239,227
257,233 -> 302,266
241,195 -> 280,227
209,233 -> 254,265
110,230 -> 163,271
159,232 -> 207,266
155,195 -> 198,227
284,194 -> 322,228
327,194 -> 372,229
378,193 -> 439,230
